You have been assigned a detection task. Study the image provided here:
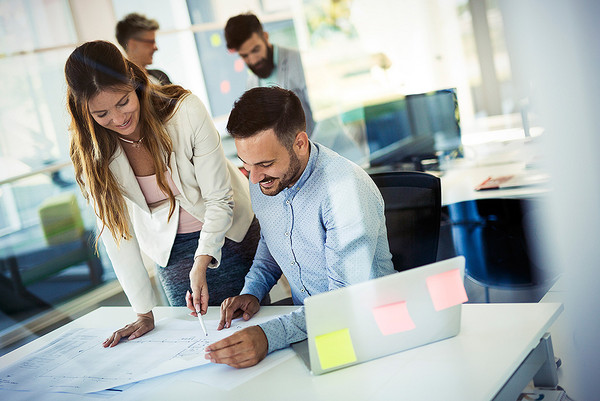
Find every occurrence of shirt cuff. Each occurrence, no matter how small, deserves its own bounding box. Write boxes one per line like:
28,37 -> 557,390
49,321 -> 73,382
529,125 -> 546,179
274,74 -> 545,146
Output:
259,318 -> 291,353
128,289 -> 158,315
194,247 -> 221,269
193,254 -> 218,268
241,285 -> 269,305
257,307 -> 308,354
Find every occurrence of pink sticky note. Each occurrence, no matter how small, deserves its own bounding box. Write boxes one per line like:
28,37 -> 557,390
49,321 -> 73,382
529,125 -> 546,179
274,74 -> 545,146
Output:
220,80 -> 231,94
426,268 -> 468,311
372,301 -> 416,335
234,58 -> 245,72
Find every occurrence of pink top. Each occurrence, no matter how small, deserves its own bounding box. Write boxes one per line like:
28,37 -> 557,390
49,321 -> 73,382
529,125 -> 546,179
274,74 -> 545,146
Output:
135,172 -> 204,234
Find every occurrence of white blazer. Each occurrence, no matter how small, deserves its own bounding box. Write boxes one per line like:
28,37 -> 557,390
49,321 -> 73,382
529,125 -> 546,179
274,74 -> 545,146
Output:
98,94 -> 254,313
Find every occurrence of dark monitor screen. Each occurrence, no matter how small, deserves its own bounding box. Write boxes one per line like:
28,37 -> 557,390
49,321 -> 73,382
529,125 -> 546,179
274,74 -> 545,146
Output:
364,88 -> 461,167
406,88 -> 461,153
364,97 -> 411,155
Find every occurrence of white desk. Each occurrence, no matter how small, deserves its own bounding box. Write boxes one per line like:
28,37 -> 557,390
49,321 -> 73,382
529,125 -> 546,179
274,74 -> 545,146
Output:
365,139 -> 548,206
439,133 -> 548,206
440,160 -> 547,206
0,303 -> 562,401
539,279 -> 583,399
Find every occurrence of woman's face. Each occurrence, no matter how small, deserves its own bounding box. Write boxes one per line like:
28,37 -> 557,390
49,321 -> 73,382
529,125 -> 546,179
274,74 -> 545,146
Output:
88,89 -> 141,138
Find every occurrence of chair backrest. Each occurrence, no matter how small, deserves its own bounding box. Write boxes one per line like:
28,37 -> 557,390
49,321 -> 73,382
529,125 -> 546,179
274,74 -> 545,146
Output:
370,171 -> 441,272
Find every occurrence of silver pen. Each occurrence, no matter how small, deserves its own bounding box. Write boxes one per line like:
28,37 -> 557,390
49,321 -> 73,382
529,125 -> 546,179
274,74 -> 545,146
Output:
196,308 -> 208,336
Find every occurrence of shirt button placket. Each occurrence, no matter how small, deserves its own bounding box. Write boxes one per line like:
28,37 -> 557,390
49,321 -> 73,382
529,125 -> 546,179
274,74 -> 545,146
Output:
286,196 -> 296,276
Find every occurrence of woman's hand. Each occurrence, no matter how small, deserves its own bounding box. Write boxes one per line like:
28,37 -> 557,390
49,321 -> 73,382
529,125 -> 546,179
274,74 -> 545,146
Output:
187,255 -> 212,316
103,311 -> 154,347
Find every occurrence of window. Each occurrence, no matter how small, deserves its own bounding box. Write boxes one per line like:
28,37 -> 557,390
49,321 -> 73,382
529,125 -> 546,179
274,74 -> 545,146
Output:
0,0 -> 112,354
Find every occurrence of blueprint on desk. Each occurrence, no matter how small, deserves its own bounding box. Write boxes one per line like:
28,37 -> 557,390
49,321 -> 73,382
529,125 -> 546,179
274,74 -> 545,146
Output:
0,314 -> 282,394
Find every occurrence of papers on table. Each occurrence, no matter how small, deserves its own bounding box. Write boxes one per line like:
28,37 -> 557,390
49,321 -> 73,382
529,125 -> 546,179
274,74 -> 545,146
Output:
0,327 -> 210,394
474,172 -> 550,190
0,313 -> 294,396
177,347 -> 294,391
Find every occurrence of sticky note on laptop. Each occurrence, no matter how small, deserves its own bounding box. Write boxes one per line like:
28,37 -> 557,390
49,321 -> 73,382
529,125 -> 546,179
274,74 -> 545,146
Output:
426,268 -> 468,311
315,328 -> 357,370
372,301 -> 416,335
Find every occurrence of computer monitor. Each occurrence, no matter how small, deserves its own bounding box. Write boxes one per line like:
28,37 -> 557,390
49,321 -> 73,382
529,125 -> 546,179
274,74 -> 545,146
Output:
364,96 -> 434,167
406,88 -> 462,155
364,97 -> 411,154
364,88 -> 461,168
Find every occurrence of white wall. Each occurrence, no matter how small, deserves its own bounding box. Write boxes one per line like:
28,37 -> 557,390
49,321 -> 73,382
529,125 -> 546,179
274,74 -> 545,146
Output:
68,0 -> 115,42
502,1 -> 600,398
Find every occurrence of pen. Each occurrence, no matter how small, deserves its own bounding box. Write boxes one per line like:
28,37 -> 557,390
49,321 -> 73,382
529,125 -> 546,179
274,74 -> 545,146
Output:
188,290 -> 208,336
196,307 -> 208,336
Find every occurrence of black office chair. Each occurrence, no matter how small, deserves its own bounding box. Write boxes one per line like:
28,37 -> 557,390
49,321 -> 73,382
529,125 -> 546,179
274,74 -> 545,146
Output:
370,171 -> 442,272
447,198 -> 558,302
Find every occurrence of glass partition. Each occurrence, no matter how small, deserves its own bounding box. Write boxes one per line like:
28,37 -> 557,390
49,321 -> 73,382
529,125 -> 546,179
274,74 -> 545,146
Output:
0,0 -> 112,355
0,0 -> 530,355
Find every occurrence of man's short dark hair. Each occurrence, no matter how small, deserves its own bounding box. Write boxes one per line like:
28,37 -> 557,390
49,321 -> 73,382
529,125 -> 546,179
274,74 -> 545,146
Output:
227,87 -> 306,149
224,13 -> 264,50
116,13 -> 159,49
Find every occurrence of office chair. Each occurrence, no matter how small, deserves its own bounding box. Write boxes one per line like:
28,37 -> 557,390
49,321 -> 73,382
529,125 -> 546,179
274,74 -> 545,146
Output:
369,171 -> 442,272
447,198 -> 558,302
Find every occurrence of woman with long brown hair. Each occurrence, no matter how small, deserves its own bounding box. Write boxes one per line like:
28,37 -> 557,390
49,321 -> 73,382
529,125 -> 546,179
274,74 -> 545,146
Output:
65,40 -> 259,346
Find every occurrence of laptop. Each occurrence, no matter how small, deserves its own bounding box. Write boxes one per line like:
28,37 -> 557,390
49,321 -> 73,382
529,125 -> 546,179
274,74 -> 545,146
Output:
293,256 -> 467,375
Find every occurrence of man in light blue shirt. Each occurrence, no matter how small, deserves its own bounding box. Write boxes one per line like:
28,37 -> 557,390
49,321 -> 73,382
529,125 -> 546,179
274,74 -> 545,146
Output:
204,87 -> 394,368
224,13 -> 315,136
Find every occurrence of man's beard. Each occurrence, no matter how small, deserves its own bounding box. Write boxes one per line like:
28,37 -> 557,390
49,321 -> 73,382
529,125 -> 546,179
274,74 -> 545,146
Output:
259,148 -> 302,196
249,44 -> 275,79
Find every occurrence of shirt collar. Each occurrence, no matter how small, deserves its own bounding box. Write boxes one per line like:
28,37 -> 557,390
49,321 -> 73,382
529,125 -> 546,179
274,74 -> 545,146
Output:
285,141 -> 318,195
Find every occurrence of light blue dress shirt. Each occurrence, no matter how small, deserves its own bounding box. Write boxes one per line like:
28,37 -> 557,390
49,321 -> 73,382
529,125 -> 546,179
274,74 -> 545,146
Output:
241,142 -> 395,353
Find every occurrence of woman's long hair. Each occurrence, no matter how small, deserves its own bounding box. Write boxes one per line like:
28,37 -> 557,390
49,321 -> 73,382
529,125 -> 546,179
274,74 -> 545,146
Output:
65,40 -> 189,245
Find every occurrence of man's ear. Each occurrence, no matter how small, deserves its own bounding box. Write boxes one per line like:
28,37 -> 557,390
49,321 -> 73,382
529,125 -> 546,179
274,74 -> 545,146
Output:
263,31 -> 269,43
294,131 -> 309,155
125,38 -> 134,52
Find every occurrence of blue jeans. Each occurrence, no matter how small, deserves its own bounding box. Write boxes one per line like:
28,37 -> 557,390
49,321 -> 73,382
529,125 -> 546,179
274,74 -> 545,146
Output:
157,217 -> 260,306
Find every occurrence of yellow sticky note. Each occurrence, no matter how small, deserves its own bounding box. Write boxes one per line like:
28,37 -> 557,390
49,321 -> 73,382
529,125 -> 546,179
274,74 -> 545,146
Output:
315,328 -> 357,370
426,268 -> 468,311
209,33 -> 221,47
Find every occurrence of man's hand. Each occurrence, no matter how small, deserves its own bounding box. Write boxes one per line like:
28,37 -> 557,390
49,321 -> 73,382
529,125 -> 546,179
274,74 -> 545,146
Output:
205,326 -> 268,368
186,255 -> 211,316
218,294 -> 260,329
103,311 -> 154,347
